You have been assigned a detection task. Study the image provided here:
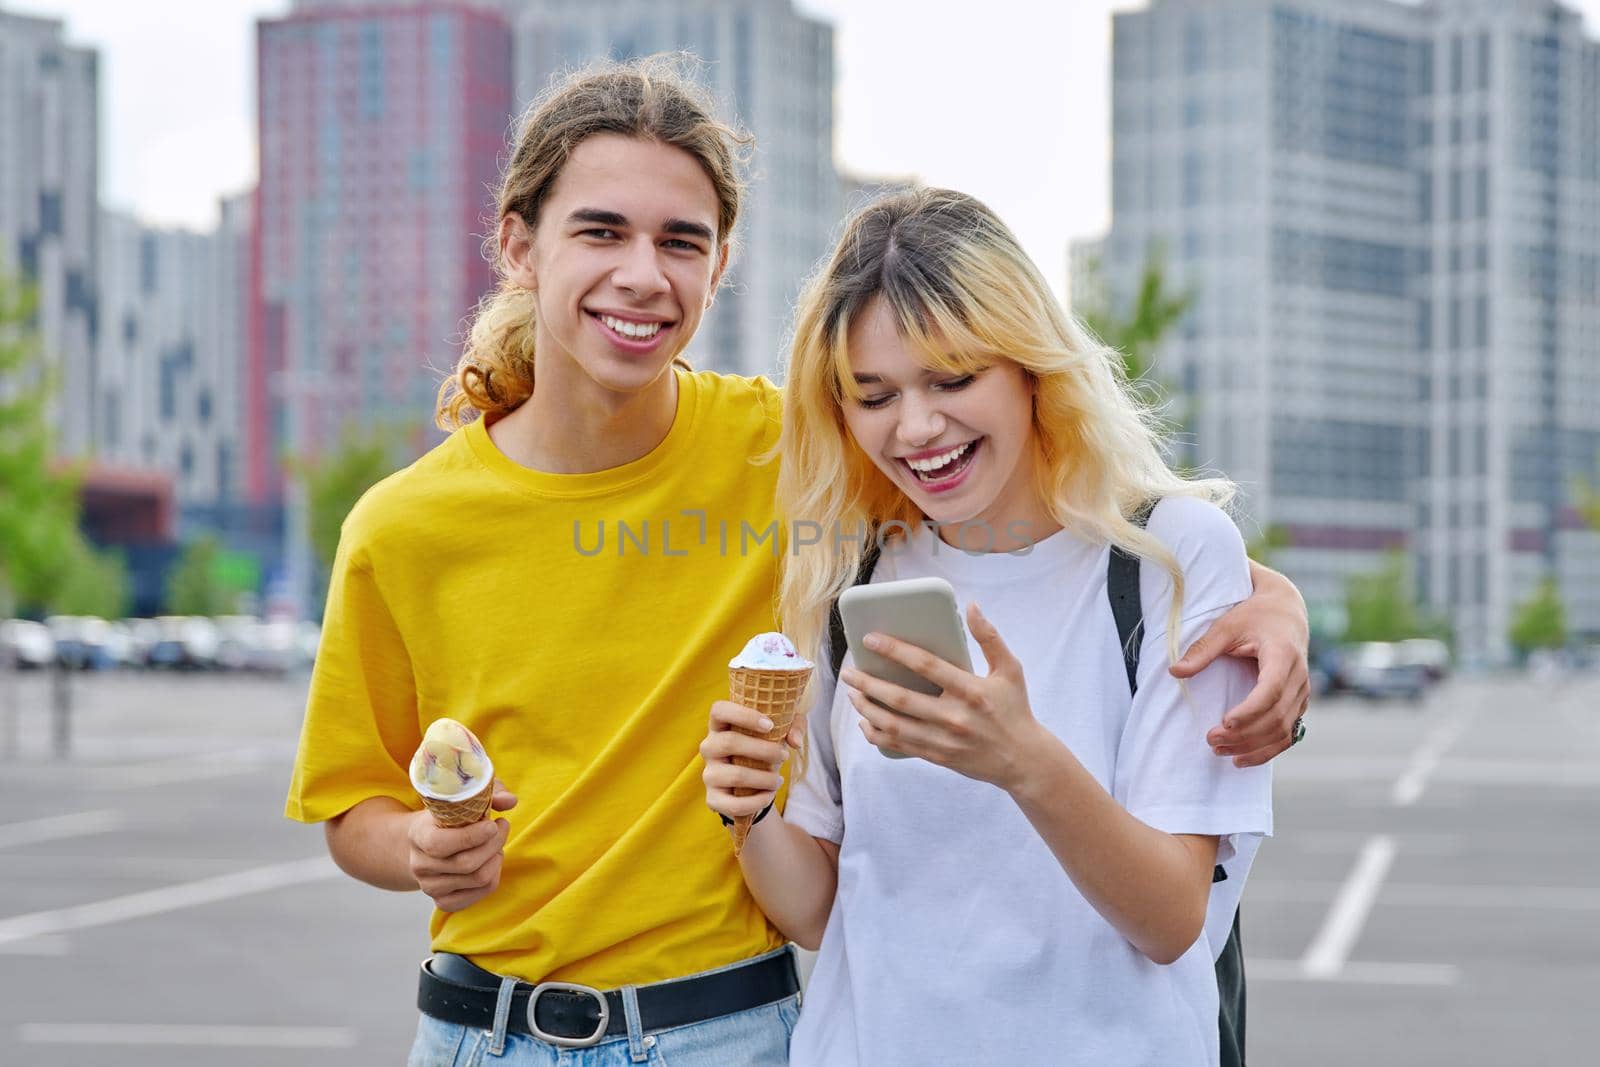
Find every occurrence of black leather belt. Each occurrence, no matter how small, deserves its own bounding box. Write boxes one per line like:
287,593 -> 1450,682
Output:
417,948 -> 799,1048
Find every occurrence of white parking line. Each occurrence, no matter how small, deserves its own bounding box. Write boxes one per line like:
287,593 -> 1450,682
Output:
0,810 -> 122,850
18,1023 -> 358,1048
0,856 -> 338,946
1251,959 -> 1459,986
1248,879 -> 1600,911
1300,835 -> 1397,979
1392,712 -> 1474,806
82,745 -> 283,789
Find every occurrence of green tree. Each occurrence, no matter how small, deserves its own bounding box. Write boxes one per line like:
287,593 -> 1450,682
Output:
1343,552 -> 1423,643
50,543 -> 131,619
1077,248 -> 1194,382
1509,578 -> 1566,655
1342,550 -> 1453,644
0,275 -> 84,620
1246,524 -> 1291,569
1576,454 -> 1600,531
166,535 -> 250,616
292,425 -> 401,573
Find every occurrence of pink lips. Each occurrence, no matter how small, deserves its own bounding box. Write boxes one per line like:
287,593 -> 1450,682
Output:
587,311 -> 673,355
900,439 -> 981,495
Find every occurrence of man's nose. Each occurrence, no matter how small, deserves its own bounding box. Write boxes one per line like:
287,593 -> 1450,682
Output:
612,237 -> 669,298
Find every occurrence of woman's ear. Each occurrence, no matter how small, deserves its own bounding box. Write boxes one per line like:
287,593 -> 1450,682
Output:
500,213 -> 537,291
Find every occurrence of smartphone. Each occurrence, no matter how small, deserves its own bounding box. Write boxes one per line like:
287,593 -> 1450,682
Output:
838,577 -> 973,759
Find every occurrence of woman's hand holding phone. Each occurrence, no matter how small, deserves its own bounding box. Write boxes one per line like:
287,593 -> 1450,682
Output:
840,601 -> 1049,792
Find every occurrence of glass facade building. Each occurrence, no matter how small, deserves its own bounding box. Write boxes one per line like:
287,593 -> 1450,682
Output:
1084,0 -> 1600,662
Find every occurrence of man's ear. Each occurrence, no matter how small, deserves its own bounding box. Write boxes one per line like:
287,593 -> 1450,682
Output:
704,242 -> 731,310
500,212 -> 537,291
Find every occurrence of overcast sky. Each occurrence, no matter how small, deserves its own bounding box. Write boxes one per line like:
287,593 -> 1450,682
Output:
9,0 -> 1600,298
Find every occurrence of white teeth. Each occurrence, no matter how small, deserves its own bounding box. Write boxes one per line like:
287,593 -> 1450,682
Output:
599,314 -> 663,339
906,441 -> 974,474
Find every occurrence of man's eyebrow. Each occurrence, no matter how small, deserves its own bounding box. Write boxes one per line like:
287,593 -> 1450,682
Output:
567,208 -> 628,227
662,218 -> 715,243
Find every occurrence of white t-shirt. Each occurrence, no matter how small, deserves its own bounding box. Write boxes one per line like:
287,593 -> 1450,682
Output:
784,497 -> 1273,1067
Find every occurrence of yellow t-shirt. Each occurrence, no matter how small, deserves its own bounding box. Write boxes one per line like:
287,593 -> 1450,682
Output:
285,369 -> 790,986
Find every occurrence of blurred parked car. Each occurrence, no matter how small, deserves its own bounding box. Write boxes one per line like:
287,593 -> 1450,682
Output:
145,616 -> 221,670
241,619 -> 299,674
1395,637 -> 1451,682
1,619 -> 55,669
1339,641 -> 1428,703
44,615 -> 119,670
213,615 -> 262,672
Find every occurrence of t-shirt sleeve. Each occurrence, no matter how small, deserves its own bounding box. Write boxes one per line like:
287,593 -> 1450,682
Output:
1113,498 -> 1273,856
782,634 -> 846,844
284,529 -> 422,823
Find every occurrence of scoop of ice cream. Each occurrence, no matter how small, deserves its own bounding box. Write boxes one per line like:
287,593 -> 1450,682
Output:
410,717 -> 489,797
729,631 -> 813,670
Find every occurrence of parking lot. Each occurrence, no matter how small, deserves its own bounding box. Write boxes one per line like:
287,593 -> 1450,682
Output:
1,668 -> 1597,1065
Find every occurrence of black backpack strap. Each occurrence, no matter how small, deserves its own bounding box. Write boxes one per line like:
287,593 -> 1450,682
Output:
1106,500 -> 1157,697
827,542 -> 882,678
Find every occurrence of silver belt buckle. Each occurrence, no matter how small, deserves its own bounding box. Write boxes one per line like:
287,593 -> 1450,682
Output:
527,981 -> 610,1048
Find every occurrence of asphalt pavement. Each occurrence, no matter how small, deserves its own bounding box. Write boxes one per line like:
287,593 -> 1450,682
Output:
1,668 -> 1596,1065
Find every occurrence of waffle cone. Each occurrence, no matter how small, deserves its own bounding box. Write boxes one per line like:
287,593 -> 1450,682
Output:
420,778 -> 493,827
727,665 -> 812,854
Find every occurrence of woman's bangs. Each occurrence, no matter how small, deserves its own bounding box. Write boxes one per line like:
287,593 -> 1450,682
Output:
828,309 -> 866,403
888,286 -> 993,378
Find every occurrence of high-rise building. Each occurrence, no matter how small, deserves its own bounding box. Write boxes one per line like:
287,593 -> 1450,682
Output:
91,194 -> 266,609
255,2 -> 513,609
506,0 -> 838,377
95,210 -> 236,513
0,8 -> 98,456
209,191 -> 253,512
1086,0 -> 1600,663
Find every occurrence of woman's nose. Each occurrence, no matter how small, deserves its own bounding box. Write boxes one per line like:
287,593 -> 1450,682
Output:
895,392 -> 946,447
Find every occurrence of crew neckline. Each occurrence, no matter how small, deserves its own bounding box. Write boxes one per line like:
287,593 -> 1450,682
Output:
881,519 -> 1101,583
464,367 -> 702,500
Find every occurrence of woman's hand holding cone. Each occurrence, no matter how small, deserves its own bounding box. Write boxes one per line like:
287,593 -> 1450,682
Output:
701,700 -> 799,824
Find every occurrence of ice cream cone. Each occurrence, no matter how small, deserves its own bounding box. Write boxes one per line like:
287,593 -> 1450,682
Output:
418,765 -> 495,827
727,665 -> 812,854
410,717 -> 495,827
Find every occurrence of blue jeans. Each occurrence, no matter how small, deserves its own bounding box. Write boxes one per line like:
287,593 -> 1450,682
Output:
407,949 -> 800,1066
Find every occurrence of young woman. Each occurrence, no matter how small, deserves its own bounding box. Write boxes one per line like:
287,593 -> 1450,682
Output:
701,188 -> 1274,1065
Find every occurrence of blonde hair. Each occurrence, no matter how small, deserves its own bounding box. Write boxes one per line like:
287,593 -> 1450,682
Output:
436,55 -> 751,430
778,188 -> 1235,689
